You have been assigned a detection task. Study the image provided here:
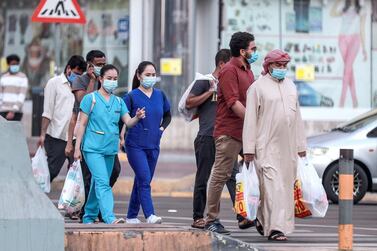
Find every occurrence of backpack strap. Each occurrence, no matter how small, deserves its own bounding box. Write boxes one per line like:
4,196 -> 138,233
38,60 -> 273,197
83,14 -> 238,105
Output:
116,96 -> 121,104
89,92 -> 96,113
161,90 -> 168,108
127,92 -> 133,112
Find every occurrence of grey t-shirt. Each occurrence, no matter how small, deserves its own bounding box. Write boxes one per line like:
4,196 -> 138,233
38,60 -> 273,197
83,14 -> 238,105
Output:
71,73 -> 99,113
189,79 -> 216,137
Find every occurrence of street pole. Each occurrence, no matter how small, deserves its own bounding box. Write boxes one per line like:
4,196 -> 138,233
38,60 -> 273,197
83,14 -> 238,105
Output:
338,149 -> 354,251
54,23 -> 61,75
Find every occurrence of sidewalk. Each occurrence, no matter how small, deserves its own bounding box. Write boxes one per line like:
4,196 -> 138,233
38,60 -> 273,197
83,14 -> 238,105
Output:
28,136 -> 201,196
28,136 -> 377,202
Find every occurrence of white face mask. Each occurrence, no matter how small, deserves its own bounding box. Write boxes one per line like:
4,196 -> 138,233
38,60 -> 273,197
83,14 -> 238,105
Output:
28,57 -> 43,67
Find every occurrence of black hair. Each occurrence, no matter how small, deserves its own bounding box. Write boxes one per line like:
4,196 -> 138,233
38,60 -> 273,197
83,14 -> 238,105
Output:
86,50 -> 106,63
65,55 -> 87,73
132,61 -> 156,90
343,0 -> 361,14
100,64 -> 119,77
6,54 -> 20,64
229,32 -> 255,57
215,49 -> 231,67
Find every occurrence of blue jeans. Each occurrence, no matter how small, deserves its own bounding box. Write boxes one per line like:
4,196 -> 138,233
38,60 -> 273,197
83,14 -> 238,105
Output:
82,152 -> 116,224
126,146 -> 160,219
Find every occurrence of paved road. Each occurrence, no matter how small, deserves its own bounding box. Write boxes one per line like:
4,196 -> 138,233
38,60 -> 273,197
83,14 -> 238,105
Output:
51,193 -> 377,250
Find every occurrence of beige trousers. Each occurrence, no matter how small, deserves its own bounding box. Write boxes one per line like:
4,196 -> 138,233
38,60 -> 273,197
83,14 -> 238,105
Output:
206,135 -> 242,223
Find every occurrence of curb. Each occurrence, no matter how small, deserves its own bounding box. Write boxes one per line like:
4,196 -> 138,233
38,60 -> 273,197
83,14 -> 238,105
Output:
51,174 -> 377,203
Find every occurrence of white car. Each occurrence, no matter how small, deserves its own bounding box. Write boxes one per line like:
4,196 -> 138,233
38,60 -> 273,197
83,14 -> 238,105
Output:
307,109 -> 377,204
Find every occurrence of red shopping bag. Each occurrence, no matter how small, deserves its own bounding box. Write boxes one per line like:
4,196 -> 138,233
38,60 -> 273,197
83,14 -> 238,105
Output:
294,179 -> 312,218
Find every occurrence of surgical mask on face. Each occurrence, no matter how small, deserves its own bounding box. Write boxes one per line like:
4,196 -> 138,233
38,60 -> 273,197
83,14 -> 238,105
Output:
67,72 -> 79,84
9,65 -> 20,74
141,76 -> 157,89
94,66 -> 102,77
102,79 -> 118,93
246,51 -> 259,64
271,68 -> 287,80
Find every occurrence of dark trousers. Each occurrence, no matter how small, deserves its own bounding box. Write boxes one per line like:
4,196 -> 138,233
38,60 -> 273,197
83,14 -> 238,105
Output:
0,112 -> 23,121
126,146 -> 159,219
44,134 -> 74,182
192,135 -> 243,221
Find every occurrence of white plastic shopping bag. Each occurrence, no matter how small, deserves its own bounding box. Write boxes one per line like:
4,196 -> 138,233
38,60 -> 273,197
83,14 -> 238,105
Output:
58,160 -> 85,214
235,162 -> 260,221
297,157 -> 329,217
178,73 -> 217,122
31,146 -> 51,193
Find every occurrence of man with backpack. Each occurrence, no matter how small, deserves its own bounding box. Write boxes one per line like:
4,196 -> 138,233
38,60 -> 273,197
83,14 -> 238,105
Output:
185,49 -> 254,230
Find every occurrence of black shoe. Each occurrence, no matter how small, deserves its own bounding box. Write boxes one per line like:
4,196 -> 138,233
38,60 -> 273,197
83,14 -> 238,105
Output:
204,221 -> 231,235
238,218 -> 255,229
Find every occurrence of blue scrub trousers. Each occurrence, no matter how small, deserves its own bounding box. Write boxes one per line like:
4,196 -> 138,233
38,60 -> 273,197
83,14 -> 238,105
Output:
82,151 -> 116,224
126,146 -> 160,219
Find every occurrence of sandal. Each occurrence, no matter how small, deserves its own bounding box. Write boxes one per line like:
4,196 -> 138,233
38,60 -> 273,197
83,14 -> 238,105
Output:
268,231 -> 288,241
238,218 -> 255,230
255,218 -> 264,236
112,218 -> 125,224
65,212 -> 80,220
191,218 -> 205,229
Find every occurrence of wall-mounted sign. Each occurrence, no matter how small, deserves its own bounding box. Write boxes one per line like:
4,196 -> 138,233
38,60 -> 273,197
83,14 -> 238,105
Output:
295,64 -> 315,81
160,58 -> 182,76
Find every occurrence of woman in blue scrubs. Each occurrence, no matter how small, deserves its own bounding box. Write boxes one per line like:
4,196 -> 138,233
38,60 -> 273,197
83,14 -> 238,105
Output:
74,64 -> 145,224
124,61 -> 171,224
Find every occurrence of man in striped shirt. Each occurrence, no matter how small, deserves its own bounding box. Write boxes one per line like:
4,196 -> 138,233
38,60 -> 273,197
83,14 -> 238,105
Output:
0,54 -> 28,121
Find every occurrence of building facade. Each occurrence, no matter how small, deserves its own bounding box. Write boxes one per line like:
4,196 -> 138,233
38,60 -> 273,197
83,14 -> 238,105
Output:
0,0 -> 130,90
1,0 -> 377,148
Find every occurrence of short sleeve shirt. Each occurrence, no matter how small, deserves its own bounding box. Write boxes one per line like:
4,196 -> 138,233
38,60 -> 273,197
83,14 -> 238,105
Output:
80,91 -> 128,155
72,73 -> 99,113
123,88 -> 170,149
214,57 -> 254,141
189,79 -> 216,136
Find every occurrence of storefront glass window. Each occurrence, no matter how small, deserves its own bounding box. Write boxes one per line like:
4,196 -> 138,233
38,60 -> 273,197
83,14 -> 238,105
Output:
0,0 -> 130,93
153,0 -> 191,116
221,0 -> 373,109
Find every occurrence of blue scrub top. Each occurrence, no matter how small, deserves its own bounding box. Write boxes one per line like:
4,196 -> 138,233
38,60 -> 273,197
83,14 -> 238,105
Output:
81,91 -> 128,155
124,88 -> 170,150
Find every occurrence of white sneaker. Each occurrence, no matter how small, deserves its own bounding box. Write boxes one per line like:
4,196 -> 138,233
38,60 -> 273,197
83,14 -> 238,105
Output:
126,218 -> 141,224
147,215 -> 162,224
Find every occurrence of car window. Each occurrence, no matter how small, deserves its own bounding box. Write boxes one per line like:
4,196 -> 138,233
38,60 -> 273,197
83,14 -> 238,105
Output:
341,113 -> 377,132
367,127 -> 377,138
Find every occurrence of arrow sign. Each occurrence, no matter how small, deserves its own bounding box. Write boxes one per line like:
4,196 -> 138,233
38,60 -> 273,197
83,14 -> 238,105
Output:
31,0 -> 86,24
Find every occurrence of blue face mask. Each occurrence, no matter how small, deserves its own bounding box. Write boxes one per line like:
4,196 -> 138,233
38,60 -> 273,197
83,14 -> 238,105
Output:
247,51 -> 259,64
67,72 -> 79,83
141,76 -> 157,89
9,65 -> 20,74
102,79 -> 118,93
271,68 -> 287,80
94,66 -> 102,77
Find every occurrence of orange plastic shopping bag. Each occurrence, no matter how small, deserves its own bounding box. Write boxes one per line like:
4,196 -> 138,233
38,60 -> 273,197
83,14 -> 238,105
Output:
294,179 -> 312,218
235,175 -> 247,218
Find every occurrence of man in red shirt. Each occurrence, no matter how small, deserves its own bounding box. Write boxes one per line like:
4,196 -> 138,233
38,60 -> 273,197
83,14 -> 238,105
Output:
205,32 -> 257,234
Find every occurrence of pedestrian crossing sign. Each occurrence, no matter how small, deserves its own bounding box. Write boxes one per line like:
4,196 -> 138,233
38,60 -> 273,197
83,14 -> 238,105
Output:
31,0 -> 86,24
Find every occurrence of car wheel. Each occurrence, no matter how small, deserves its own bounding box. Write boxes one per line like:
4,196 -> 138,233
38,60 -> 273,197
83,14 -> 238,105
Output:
323,162 -> 368,204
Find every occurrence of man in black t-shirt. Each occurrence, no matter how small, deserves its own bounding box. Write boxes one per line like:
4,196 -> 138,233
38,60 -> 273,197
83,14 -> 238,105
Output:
186,49 -> 254,230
